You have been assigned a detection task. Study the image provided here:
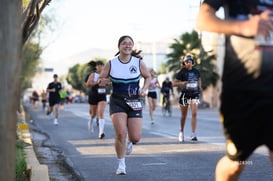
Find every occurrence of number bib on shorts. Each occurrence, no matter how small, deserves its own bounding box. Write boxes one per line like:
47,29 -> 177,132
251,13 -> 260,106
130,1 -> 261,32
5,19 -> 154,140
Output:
98,88 -> 106,94
126,99 -> 143,111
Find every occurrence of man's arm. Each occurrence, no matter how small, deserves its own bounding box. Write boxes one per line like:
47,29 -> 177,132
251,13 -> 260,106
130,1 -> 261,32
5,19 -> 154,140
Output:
196,2 -> 273,37
46,83 -> 54,92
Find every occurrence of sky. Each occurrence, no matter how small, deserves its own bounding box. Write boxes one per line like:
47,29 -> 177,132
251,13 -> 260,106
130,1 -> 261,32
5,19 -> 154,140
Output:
40,0 -> 201,74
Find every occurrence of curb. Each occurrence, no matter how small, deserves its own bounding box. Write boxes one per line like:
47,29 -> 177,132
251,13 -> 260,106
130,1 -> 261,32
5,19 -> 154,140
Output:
18,115 -> 50,181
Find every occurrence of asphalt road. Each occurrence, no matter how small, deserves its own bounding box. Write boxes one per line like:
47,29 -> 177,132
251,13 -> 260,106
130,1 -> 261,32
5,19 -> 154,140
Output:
27,102 -> 273,181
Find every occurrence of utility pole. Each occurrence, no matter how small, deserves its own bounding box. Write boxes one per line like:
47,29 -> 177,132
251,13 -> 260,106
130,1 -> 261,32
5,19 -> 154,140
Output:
152,41 -> 157,71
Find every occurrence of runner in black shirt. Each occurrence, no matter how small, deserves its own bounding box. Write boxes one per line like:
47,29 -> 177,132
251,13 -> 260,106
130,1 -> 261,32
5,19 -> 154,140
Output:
173,54 -> 201,142
47,74 -> 62,125
197,1 -> 273,180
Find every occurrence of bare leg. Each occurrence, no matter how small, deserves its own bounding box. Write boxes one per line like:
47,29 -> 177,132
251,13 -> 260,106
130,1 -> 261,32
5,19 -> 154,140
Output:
54,104 -> 59,119
152,98 -> 157,111
127,117 -> 142,143
47,105 -> 53,114
90,104 -> 97,119
190,102 -> 198,133
112,113 -> 129,174
111,113 -> 128,158
215,156 -> 245,181
97,101 -> 106,119
148,97 -> 154,120
179,105 -> 188,132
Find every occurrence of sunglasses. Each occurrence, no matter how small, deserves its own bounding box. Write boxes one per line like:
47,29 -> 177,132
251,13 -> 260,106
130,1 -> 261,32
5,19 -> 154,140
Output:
184,59 -> 193,64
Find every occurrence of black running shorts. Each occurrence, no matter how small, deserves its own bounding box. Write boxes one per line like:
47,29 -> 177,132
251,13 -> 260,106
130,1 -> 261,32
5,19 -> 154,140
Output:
110,94 -> 142,118
147,92 -> 157,99
220,90 -> 273,161
178,92 -> 200,106
49,98 -> 60,107
88,92 -> 106,105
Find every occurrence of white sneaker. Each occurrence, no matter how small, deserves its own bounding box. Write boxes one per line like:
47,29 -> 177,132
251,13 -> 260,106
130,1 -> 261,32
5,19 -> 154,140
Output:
116,158 -> 126,175
98,133 -> 105,139
178,131 -> 184,142
126,142 -> 133,155
116,167 -> 126,175
88,119 -> 94,133
53,118 -> 58,125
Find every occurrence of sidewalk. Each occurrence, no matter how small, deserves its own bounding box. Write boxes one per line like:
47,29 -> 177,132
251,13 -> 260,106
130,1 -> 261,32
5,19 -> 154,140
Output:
17,106 -> 50,181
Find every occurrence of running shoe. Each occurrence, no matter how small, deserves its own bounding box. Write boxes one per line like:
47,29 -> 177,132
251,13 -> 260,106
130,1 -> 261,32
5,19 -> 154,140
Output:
116,167 -> 126,175
98,133 -> 105,139
151,119 -> 155,124
178,131 -> 184,142
88,119 -> 94,133
191,133 -> 198,141
53,118 -> 58,125
126,142 -> 133,155
191,136 -> 198,141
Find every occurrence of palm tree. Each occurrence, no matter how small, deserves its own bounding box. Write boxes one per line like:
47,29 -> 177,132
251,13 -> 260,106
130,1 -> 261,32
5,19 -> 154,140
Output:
166,30 -> 219,90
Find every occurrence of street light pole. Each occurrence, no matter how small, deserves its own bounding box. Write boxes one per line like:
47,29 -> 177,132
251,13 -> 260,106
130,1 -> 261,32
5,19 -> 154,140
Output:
152,41 -> 157,71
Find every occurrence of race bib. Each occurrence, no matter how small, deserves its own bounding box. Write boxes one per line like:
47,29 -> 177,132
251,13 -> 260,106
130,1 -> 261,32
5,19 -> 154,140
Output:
126,100 -> 143,111
98,88 -> 106,94
186,82 -> 198,89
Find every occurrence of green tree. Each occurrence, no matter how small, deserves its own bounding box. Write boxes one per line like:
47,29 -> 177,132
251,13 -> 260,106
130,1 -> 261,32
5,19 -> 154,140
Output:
78,63 -> 90,93
21,1 -> 56,93
21,42 -> 42,91
66,63 -> 92,93
22,0 -> 52,44
166,30 -> 219,90
67,64 -> 83,92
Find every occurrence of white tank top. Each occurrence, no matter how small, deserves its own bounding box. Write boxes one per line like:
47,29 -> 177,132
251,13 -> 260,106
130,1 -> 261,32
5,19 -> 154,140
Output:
148,77 -> 157,92
109,56 -> 141,94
